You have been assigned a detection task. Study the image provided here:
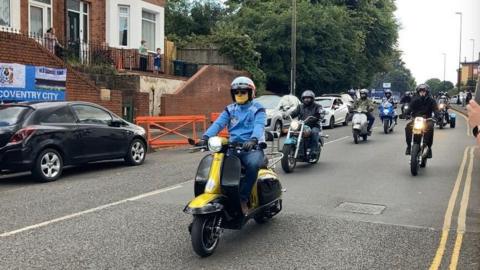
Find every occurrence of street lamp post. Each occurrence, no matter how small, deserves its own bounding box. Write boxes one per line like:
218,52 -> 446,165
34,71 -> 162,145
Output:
455,12 -> 463,89
290,0 -> 297,96
470,39 -> 475,62
442,53 -> 446,90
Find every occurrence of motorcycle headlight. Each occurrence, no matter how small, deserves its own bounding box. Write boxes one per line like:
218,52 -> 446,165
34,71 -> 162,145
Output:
413,117 -> 425,130
208,136 -> 223,152
383,109 -> 390,114
439,104 -> 445,109
290,120 -> 300,131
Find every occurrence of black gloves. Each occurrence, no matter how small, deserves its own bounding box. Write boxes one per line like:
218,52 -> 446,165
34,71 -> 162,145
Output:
196,136 -> 209,147
242,138 -> 258,151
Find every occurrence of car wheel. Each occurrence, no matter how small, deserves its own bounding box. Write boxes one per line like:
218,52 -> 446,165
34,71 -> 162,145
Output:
274,120 -> 282,136
329,117 -> 335,129
125,139 -> 146,166
32,148 -> 64,182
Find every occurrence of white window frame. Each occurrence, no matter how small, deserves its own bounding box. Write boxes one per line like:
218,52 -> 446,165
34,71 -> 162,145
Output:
118,5 -> 130,47
141,10 -> 157,52
67,0 -> 89,44
28,0 -> 53,36
0,0 -> 11,28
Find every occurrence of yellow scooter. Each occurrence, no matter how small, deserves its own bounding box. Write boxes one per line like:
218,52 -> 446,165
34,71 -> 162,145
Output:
185,133 -> 283,257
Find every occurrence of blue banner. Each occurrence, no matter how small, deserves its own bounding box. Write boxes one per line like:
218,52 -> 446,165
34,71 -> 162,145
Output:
0,63 -> 66,102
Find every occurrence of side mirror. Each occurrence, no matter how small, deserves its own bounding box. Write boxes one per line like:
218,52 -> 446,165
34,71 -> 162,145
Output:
109,119 -> 123,127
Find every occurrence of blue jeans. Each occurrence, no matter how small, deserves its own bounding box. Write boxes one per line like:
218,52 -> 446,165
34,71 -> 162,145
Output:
308,127 -> 320,154
230,149 -> 264,202
366,113 -> 375,131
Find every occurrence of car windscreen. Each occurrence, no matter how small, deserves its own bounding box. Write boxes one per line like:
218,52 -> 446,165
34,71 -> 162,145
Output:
316,99 -> 333,108
254,96 -> 281,109
0,106 -> 30,127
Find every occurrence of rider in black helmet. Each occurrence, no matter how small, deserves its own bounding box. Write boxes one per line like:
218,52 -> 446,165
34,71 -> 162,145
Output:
288,90 -> 324,160
405,84 -> 438,157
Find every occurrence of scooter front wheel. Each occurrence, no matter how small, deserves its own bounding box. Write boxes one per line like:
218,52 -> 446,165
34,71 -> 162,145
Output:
191,215 -> 221,257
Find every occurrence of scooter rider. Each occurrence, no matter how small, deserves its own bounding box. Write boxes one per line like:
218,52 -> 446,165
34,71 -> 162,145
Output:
353,89 -> 375,135
288,90 -> 323,160
400,91 -> 413,117
383,89 -> 398,124
405,84 -> 438,157
198,76 -> 266,215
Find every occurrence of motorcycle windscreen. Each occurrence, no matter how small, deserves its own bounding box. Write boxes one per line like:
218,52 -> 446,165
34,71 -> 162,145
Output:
194,154 -> 213,196
221,155 -> 242,205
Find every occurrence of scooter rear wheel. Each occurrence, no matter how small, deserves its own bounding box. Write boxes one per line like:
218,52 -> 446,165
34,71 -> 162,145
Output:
353,130 -> 359,144
191,215 -> 220,257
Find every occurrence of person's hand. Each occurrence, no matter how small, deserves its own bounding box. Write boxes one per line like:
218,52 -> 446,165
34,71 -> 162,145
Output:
195,137 -> 208,148
467,100 -> 480,128
242,138 -> 258,151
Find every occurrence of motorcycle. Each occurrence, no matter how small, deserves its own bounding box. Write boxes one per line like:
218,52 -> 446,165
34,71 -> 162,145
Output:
379,101 -> 396,134
184,134 -> 284,257
352,110 -> 370,144
436,102 -> 456,129
400,103 -> 411,120
409,117 -> 434,176
281,116 -> 328,173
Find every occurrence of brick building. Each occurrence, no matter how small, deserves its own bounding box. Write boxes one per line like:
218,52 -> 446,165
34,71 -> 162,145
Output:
2,0 -> 165,52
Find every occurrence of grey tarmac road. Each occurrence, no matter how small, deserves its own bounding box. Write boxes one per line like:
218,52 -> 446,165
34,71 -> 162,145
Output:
0,114 -> 478,270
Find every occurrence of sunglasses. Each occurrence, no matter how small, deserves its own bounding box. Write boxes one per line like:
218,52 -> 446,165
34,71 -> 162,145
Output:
233,90 -> 249,95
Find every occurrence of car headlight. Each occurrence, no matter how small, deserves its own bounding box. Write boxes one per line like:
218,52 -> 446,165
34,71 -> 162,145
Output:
208,136 -> 223,152
290,120 -> 300,131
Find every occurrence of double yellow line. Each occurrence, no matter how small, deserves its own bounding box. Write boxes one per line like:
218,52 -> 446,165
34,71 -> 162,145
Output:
429,146 -> 476,270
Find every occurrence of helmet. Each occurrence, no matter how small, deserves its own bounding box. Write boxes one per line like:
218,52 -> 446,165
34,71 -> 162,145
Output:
359,89 -> 369,99
301,90 -> 315,105
230,76 -> 256,102
405,91 -> 411,96
348,89 -> 356,96
416,84 -> 430,95
384,89 -> 392,98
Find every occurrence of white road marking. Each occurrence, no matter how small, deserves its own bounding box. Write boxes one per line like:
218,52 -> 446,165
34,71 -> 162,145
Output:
325,136 -> 350,145
0,184 -> 182,238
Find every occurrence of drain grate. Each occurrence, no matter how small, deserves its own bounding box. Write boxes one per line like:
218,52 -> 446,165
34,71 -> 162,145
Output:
336,202 -> 386,215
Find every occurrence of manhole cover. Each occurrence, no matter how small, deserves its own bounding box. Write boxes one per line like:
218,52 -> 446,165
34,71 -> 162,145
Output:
336,202 -> 386,215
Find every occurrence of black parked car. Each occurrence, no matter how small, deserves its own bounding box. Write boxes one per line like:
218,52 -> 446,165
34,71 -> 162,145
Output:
0,101 -> 147,182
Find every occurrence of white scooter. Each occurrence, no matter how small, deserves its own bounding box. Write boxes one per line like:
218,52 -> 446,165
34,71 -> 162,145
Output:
352,110 -> 369,144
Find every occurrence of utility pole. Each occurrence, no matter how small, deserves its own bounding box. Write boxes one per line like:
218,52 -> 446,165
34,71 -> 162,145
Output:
290,0 -> 297,96
455,12 -> 463,89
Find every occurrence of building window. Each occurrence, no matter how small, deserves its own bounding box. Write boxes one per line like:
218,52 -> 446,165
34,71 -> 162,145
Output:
142,11 -> 156,51
29,0 -> 52,37
119,5 -> 129,46
0,0 -> 10,27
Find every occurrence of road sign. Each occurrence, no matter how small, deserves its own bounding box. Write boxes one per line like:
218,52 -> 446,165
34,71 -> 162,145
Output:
383,82 -> 391,88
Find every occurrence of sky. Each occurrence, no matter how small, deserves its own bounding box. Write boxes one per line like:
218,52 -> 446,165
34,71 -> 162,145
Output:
395,0 -> 480,84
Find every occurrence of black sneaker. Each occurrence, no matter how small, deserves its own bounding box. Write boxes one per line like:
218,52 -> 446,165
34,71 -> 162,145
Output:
405,146 -> 411,155
427,148 -> 432,158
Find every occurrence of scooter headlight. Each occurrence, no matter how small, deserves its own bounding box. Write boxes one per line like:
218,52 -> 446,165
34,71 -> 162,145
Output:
413,117 -> 425,130
290,120 -> 300,131
208,136 -> 223,152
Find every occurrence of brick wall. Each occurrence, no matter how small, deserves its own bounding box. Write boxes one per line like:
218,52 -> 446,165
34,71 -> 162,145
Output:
161,66 -> 248,117
0,32 -> 122,115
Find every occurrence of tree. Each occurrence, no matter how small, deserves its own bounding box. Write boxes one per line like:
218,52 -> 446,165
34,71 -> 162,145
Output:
370,51 -> 416,93
424,78 -> 455,95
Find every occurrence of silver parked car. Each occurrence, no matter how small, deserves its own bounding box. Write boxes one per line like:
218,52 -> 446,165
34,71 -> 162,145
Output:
254,94 -> 300,134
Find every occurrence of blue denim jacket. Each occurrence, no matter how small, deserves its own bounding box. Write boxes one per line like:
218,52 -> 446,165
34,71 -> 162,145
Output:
204,101 -> 266,143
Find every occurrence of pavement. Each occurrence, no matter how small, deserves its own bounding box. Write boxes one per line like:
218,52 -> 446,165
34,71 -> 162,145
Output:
0,113 -> 478,269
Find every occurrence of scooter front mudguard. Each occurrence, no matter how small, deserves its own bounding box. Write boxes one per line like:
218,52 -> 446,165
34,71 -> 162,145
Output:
184,194 -> 226,215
